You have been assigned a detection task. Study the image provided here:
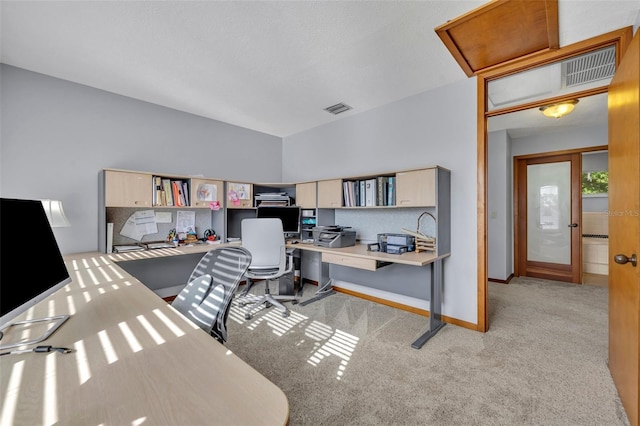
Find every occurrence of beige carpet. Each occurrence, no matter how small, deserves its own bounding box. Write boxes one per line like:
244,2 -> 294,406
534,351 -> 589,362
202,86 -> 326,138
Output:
225,277 -> 630,425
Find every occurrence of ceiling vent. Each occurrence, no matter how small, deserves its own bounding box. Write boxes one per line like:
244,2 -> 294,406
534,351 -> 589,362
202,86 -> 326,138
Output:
324,103 -> 352,115
563,46 -> 616,88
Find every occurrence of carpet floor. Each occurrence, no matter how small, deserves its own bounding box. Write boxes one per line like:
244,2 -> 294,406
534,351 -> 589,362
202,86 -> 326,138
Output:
224,277 -> 630,425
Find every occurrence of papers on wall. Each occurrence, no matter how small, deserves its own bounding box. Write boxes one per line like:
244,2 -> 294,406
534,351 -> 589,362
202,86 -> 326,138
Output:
176,210 -> 196,234
155,212 -> 172,223
120,210 -> 158,241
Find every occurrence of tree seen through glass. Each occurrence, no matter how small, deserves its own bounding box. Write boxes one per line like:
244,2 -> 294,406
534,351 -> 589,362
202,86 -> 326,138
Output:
582,171 -> 608,194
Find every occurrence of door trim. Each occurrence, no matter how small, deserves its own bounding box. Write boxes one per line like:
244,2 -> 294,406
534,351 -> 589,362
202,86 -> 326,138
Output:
476,27 -> 632,332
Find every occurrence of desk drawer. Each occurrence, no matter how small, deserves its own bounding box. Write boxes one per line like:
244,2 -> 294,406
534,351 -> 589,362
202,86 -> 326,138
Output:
322,252 -> 378,271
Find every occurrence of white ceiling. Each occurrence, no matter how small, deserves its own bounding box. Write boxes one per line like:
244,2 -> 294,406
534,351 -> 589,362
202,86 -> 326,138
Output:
1,1 -> 639,138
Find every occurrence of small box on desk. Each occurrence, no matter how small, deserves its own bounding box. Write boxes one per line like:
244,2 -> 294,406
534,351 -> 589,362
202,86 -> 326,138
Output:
377,233 -> 415,252
366,233 -> 415,254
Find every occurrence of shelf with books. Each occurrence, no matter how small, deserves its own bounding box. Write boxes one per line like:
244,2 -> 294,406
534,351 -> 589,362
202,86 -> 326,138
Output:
153,175 -> 191,208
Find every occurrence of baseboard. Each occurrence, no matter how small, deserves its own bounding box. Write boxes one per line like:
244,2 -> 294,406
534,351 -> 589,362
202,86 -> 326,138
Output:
488,273 -> 514,284
331,285 -> 477,332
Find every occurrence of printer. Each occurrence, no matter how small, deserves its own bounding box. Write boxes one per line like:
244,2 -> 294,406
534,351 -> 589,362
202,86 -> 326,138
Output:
312,225 -> 356,248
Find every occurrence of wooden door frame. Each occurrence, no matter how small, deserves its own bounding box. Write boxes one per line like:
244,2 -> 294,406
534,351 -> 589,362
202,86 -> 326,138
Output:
476,27 -> 633,332
513,148 -> 606,283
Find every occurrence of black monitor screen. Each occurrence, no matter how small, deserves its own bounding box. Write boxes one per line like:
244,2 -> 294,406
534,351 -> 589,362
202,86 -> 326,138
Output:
256,206 -> 301,235
0,198 -> 71,328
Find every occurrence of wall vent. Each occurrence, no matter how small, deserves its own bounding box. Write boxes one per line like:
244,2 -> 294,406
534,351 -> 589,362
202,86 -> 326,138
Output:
324,103 -> 352,115
563,46 -> 616,88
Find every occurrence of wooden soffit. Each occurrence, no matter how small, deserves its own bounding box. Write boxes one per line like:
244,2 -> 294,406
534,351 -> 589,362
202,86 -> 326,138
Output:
435,0 -> 559,77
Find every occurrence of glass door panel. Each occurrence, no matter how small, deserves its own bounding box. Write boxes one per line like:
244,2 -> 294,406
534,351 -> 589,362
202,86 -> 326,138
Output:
526,161 -> 572,265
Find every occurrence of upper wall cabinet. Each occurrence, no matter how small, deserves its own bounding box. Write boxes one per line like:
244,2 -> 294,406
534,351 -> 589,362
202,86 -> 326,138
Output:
295,182 -> 317,208
395,168 -> 436,207
104,170 -> 153,207
317,179 -> 342,208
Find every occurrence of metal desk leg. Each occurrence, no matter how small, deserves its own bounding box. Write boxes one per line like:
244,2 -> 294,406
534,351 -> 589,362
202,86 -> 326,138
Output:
411,258 -> 445,349
299,252 -> 335,307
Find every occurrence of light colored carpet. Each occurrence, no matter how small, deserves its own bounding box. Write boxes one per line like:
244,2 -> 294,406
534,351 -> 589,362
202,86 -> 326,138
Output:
225,277 -> 630,425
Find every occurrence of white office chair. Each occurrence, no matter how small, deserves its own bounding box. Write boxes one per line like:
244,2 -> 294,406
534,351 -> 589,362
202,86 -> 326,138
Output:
237,218 -> 297,320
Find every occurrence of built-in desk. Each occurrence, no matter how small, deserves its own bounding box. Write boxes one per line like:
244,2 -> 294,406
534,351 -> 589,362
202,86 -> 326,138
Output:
0,250 -> 289,425
288,241 -> 450,349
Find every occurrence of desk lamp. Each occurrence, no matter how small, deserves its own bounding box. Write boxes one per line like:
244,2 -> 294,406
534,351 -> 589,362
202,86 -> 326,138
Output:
41,199 -> 71,227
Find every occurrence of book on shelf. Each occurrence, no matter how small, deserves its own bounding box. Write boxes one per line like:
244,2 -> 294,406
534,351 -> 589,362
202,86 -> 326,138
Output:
181,181 -> 189,206
387,176 -> 395,206
153,176 -> 163,206
162,179 -> 174,206
365,178 -> 376,206
172,180 -> 187,206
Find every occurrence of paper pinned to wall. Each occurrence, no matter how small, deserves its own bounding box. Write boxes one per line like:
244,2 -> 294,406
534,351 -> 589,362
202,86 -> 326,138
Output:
155,211 -> 172,223
176,210 -> 196,234
120,210 -> 158,241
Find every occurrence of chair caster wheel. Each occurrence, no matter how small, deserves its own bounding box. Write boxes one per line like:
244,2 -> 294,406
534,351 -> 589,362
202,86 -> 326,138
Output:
282,312 -> 289,318
245,313 -> 251,320
265,302 -> 272,308
292,300 -> 298,305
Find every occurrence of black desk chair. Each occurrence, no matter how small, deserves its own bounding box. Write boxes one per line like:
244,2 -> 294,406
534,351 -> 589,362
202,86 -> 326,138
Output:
171,246 -> 252,343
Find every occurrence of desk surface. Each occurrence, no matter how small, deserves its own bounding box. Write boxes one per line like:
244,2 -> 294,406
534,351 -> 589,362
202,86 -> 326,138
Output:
287,241 -> 448,266
0,250 -> 289,425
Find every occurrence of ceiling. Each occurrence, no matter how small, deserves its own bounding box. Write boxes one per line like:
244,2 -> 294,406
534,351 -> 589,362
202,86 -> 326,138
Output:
1,1 -> 639,138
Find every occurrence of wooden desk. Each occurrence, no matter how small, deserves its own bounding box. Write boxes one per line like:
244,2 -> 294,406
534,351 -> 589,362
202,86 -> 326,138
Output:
0,251 -> 289,425
288,242 -> 450,349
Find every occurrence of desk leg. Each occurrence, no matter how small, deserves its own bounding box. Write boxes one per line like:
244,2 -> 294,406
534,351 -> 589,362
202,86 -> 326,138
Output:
299,252 -> 335,307
411,258 -> 445,349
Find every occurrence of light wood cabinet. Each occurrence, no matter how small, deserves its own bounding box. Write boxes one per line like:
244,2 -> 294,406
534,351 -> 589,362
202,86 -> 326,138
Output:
295,182 -> 317,208
190,178 -> 223,208
226,182 -> 253,208
317,179 -> 342,208
395,168 -> 436,207
105,170 -> 152,207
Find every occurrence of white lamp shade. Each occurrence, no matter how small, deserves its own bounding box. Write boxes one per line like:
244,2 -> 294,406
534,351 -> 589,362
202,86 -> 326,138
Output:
41,199 -> 71,227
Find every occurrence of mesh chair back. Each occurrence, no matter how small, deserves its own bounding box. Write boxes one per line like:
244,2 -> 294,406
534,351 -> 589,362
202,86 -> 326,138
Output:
241,218 -> 287,271
173,246 -> 252,343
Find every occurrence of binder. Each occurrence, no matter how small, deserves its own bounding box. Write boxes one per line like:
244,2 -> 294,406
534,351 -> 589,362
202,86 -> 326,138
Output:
162,179 -> 174,206
181,181 -> 190,206
365,178 -> 376,206
387,177 -> 395,206
154,176 -> 163,206
172,180 -> 184,206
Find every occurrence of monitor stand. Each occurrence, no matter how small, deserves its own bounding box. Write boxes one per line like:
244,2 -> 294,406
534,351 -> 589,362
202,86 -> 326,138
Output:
0,315 -> 70,350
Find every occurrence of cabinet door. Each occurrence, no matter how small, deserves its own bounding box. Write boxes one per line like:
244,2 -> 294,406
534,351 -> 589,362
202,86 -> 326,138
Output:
296,182 -> 317,208
191,178 -> 223,208
227,182 -> 253,208
317,179 -> 342,208
395,168 -> 436,207
105,170 -> 152,207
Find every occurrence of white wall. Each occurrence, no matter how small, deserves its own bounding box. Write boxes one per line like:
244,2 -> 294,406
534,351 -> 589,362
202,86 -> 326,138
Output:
488,130 -> 513,281
0,65 -> 283,254
283,78 -> 479,324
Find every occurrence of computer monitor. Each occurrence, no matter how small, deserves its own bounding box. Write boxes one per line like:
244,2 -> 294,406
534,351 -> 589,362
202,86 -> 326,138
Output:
0,198 -> 72,349
256,206 -> 301,238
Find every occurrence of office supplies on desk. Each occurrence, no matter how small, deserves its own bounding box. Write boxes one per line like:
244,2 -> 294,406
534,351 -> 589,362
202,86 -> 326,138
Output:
312,225 -> 356,248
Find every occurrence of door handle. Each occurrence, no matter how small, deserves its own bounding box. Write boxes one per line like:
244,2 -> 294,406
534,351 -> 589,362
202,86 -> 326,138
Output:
568,223 -> 578,228
614,254 -> 637,267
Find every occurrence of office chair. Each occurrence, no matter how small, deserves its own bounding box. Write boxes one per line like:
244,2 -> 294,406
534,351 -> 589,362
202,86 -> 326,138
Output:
237,218 -> 297,320
171,246 -> 252,343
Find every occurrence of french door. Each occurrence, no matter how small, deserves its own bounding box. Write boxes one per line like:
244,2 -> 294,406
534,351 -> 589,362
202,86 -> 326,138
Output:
514,153 -> 581,283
